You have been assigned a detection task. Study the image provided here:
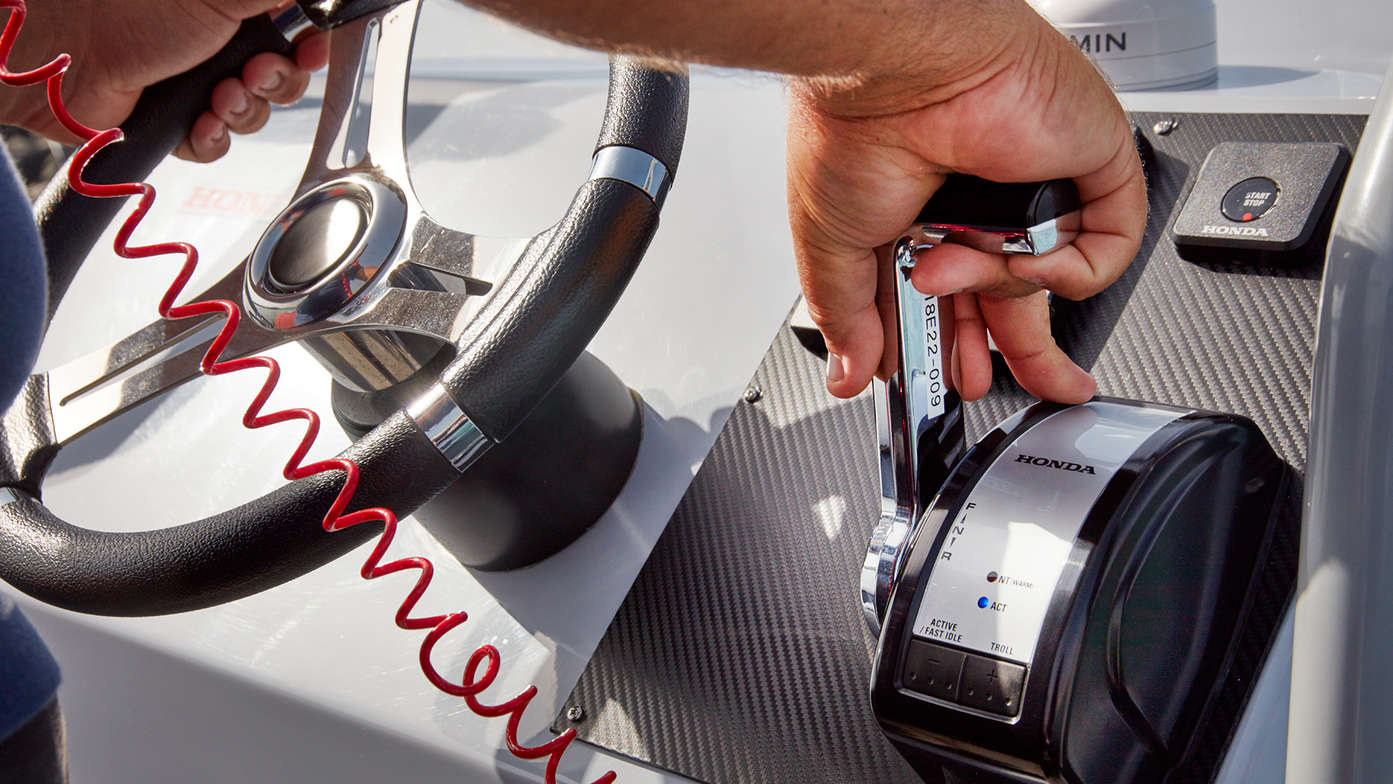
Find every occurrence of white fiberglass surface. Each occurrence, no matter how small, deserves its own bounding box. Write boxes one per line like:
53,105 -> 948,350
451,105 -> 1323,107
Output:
1218,0 -> 1393,75
21,3 -> 796,781
12,0 -> 1373,779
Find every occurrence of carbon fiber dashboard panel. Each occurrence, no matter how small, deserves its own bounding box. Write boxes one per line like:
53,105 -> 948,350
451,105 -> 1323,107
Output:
558,113 -> 1366,783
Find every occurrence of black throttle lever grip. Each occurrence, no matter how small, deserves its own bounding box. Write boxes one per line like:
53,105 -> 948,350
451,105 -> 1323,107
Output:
909,175 -> 1081,257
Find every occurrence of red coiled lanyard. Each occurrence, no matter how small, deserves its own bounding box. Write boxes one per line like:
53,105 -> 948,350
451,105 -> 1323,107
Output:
0,5 -> 613,781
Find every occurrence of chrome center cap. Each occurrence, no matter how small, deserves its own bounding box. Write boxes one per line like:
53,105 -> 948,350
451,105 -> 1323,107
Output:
245,175 -> 406,330
267,197 -> 367,291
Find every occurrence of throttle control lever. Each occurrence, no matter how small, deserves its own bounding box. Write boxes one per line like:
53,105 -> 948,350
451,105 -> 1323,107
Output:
860,175 -> 1082,634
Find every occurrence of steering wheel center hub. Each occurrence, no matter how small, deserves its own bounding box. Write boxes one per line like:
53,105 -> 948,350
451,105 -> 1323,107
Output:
267,197 -> 367,290
245,175 -> 406,329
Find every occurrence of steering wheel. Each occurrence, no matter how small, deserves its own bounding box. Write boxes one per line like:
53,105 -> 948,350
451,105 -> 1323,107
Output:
0,0 -> 687,615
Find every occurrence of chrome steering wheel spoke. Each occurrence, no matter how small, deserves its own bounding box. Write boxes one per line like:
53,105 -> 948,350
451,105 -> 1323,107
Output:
258,1 -> 523,372
43,265 -> 284,446
314,226 -> 539,343
301,1 -> 419,192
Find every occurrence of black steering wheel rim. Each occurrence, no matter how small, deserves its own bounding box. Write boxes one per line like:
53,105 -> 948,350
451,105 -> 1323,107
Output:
0,2 -> 687,615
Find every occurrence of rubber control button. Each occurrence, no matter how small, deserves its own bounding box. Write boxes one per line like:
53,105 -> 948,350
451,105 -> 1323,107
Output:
959,655 -> 1025,717
1221,177 -> 1279,223
903,640 -> 966,702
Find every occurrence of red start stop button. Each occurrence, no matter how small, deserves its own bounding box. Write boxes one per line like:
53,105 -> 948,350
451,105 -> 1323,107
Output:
1221,177 -> 1280,223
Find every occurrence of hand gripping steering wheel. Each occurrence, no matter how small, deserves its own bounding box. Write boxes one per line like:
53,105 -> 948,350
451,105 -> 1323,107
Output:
0,1 -> 687,615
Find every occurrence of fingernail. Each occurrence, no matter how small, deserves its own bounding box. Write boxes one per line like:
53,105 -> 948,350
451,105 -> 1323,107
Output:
258,71 -> 284,93
827,352 -> 846,384
210,125 -> 227,143
1021,275 -> 1047,287
229,91 -> 250,117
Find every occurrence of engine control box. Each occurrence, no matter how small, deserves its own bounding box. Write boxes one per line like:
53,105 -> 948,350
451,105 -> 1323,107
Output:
870,398 -> 1298,784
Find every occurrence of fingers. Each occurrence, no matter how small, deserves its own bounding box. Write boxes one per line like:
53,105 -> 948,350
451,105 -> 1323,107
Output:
292,29 -> 332,72
174,72 -> 275,162
801,248 -> 885,399
932,289 -> 1094,404
899,146 -> 1140,403
906,146 -> 1145,303
174,112 -> 231,162
979,292 -> 1095,403
949,293 -> 992,400
909,242 -> 1039,299
787,100 -> 939,399
929,287 -> 1095,404
175,34 -> 326,163
1006,139 -> 1148,300
213,78 -> 271,135
243,51 -> 313,105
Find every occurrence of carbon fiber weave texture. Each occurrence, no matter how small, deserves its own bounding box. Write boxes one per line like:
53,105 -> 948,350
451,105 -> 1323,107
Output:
560,326 -> 912,782
559,113 -> 1365,783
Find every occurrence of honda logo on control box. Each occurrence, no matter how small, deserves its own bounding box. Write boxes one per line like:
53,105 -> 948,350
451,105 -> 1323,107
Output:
1014,454 -> 1097,475
1202,225 -> 1271,237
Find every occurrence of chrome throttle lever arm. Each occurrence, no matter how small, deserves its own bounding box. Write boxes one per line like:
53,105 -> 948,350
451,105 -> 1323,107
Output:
860,175 -> 1082,634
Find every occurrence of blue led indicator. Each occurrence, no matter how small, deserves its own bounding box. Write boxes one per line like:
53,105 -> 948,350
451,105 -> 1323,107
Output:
977,596 -> 990,609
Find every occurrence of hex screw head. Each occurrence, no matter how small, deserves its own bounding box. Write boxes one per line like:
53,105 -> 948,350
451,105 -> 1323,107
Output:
566,705 -> 585,723
1153,118 -> 1179,136
743,385 -> 763,404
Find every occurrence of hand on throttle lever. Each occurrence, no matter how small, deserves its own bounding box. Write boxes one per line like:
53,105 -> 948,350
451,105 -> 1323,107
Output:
786,1 -> 1146,403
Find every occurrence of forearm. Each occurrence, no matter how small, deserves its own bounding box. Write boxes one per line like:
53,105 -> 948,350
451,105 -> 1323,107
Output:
465,0 -> 1048,113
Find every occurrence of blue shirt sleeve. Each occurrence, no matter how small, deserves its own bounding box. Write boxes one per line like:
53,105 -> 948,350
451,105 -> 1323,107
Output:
0,594 -> 61,741
0,148 -> 61,741
0,147 -> 46,408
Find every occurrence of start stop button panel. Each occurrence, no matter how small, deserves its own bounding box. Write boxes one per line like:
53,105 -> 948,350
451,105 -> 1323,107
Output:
1171,141 -> 1348,264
